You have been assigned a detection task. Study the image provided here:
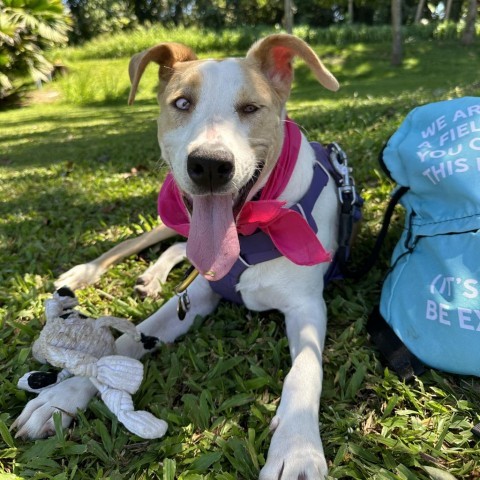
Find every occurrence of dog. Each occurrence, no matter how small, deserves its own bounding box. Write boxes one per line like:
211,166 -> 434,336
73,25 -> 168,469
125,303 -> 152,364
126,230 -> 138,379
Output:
13,34 -> 342,479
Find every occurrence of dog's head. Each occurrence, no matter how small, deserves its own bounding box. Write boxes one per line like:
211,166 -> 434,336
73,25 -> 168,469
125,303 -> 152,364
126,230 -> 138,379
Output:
128,34 -> 339,280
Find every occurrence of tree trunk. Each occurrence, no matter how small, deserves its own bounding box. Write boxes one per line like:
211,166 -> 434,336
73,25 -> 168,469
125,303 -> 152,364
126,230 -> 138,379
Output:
461,0 -> 477,45
392,0 -> 403,66
348,0 -> 354,24
284,0 -> 293,33
415,0 -> 426,23
444,0 -> 453,21
450,0 -> 465,22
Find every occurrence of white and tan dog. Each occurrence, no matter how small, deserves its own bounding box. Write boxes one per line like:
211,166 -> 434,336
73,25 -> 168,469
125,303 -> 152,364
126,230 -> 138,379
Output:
14,34 -> 341,479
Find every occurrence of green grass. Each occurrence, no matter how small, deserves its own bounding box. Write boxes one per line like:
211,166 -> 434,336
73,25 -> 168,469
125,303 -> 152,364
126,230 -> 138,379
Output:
1,30 -> 480,480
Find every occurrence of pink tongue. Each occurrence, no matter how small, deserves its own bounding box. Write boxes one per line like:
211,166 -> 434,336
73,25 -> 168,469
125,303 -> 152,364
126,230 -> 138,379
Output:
187,194 -> 240,281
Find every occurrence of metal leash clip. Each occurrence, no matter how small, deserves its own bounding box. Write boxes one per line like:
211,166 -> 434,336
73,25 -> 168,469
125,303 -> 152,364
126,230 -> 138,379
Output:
174,266 -> 199,320
329,142 -> 361,266
329,142 -> 356,205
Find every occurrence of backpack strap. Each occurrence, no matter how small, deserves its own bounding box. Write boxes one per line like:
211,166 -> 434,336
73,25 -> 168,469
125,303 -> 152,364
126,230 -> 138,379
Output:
339,185 -> 409,279
359,186 -> 423,382
367,306 -> 425,382
343,179 -> 422,381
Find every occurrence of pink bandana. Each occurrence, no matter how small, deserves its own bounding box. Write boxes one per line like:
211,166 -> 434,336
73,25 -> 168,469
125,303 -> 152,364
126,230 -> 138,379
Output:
158,121 -> 331,280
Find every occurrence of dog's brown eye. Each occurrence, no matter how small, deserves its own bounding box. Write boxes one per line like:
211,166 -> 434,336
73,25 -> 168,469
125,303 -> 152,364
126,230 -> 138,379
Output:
242,104 -> 259,114
174,97 -> 191,111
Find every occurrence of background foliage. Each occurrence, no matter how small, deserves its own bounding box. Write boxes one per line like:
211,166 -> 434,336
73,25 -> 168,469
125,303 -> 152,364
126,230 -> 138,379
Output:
67,0 -> 471,31
66,0 -> 135,43
0,0 -> 70,99
0,0 -> 478,100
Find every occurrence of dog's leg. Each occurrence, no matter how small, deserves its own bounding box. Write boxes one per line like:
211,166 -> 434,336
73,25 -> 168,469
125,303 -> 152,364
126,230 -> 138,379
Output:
55,224 -> 177,290
260,296 -> 328,480
134,242 -> 187,298
13,277 -> 220,439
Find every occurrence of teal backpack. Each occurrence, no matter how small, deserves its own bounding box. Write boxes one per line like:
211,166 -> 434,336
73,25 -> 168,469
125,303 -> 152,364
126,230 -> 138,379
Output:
366,97 -> 480,381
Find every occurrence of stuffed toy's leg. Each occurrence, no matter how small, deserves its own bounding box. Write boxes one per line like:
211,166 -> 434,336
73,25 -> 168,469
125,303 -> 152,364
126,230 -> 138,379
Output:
94,316 -> 141,340
44,287 -> 79,316
93,381 -> 168,439
68,355 -> 144,393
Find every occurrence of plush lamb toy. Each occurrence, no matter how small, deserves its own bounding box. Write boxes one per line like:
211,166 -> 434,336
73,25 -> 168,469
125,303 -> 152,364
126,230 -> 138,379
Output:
16,287 -> 167,439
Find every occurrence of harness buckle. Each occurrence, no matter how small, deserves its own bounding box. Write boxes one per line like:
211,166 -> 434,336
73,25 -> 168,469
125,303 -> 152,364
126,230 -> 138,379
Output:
329,142 -> 356,206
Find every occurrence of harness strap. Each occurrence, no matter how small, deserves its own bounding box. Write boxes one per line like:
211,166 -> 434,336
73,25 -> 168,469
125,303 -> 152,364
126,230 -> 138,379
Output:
317,142 -> 363,283
210,141 -> 365,304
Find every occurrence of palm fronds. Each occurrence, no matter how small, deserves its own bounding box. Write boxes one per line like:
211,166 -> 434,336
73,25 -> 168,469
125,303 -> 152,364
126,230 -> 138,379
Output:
0,0 -> 70,99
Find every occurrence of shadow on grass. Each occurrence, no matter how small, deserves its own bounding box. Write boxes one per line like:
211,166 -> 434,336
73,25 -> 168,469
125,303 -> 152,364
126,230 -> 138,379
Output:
0,181 -> 161,280
0,101 -> 167,281
1,101 -> 161,167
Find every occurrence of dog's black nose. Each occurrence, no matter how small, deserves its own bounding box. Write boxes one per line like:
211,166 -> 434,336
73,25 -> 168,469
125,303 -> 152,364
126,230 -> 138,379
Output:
187,147 -> 234,190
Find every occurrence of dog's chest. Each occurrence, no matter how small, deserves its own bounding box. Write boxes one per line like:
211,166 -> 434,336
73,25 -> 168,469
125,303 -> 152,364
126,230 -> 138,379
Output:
236,185 -> 340,313
235,258 -> 308,311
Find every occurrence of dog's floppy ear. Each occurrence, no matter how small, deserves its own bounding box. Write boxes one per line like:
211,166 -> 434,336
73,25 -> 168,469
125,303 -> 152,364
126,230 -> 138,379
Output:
246,34 -> 339,101
128,43 -> 197,105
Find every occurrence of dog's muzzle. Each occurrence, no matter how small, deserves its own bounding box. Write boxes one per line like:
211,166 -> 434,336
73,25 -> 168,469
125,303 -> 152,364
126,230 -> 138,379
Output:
187,146 -> 235,191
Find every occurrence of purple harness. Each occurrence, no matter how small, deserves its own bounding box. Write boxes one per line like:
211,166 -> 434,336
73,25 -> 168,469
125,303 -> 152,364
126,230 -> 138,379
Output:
210,142 -> 346,304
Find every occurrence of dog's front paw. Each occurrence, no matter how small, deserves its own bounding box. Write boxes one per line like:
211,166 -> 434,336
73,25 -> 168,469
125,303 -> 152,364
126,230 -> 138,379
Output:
12,376 -> 97,439
260,419 -> 327,480
134,273 -> 163,299
55,262 -> 105,290
135,242 -> 187,299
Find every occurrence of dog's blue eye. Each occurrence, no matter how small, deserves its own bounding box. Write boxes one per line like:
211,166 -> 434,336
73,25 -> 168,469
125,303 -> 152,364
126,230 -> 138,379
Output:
242,104 -> 259,114
174,98 -> 191,111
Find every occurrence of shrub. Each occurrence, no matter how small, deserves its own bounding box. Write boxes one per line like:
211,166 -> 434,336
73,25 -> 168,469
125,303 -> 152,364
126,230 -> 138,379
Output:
0,0 -> 70,100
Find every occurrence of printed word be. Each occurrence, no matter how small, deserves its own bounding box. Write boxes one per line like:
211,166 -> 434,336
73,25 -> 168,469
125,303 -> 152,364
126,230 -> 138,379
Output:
426,300 -> 480,331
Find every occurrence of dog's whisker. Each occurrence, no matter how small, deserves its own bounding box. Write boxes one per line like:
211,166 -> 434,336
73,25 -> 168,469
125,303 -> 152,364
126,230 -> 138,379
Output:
282,117 -> 311,138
